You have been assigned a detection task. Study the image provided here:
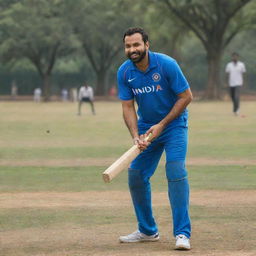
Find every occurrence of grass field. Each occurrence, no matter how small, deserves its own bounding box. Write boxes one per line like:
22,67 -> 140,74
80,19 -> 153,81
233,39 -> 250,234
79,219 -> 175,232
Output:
0,101 -> 255,256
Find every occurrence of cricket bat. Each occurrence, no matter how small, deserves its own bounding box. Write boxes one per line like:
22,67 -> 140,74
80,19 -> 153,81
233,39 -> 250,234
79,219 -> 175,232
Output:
102,134 -> 152,183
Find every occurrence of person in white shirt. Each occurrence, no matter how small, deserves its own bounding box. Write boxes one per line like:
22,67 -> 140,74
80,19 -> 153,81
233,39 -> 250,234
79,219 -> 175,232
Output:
225,52 -> 246,115
78,83 -> 95,115
34,88 -> 42,102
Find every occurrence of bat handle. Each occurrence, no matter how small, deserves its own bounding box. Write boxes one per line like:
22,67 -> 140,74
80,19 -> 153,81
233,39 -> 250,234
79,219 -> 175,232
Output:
134,133 -> 152,145
144,133 -> 152,142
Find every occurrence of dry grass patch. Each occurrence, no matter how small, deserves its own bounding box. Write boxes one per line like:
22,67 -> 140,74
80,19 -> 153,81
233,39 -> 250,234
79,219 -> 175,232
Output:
1,190 -> 256,255
1,190 -> 256,209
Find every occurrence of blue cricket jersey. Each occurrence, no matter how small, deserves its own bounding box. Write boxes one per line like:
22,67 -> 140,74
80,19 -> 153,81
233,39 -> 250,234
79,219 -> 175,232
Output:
117,51 -> 190,128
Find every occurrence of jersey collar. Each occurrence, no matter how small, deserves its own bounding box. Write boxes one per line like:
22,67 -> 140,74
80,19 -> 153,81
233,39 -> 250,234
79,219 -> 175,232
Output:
130,51 -> 157,72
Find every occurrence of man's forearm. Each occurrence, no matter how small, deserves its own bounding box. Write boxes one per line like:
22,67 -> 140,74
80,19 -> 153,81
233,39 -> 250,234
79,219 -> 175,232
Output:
225,74 -> 229,86
122,104 -> 139,139
159,90 -> 192,128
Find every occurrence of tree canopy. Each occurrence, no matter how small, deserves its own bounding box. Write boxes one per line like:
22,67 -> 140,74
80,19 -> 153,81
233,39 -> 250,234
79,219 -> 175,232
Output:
66,0 -> 135,95
0,0 -> 255,99
158,0 -> 253,98
0,0 -> 77,100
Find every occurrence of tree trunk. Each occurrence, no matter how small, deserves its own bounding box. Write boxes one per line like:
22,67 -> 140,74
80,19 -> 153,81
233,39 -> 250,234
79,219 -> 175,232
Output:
42,73 -> 51,101
204,50 -> 222,99
95,69 -> 107,96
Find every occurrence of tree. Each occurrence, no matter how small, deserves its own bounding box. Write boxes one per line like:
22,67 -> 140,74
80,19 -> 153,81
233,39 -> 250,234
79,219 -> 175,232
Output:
141,1 -> 189,63
158,0 -> 253,99
66,0 -> 134,95
0,0 -> 77,100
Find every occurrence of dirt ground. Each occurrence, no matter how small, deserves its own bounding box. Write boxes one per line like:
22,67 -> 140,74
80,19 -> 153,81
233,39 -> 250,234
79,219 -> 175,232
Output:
1,190 -> 256,256
1,190 -> 256,209
1,157 -> 256,167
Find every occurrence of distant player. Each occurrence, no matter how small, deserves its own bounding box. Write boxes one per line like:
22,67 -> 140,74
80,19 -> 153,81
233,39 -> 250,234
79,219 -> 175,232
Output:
225,52 -> 246,116
77,83 -> 95,115
34,87 -> 42,102
117,27 -> 193,250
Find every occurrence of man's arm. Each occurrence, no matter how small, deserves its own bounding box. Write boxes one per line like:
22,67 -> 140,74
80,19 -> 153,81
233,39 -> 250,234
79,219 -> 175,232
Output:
122,99 -> 138,138
225,73 -> 229,87
146,88 -> 193,140
225,63 -> 230,87
122,99 -> 149,150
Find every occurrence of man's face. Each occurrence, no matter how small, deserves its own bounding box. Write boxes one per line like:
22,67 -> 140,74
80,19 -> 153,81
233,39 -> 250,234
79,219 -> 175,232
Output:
232,54 -> 239,62
124,33 -> 149,63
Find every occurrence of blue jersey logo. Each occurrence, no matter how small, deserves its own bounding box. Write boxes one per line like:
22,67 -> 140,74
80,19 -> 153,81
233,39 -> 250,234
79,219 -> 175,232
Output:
152,73 -> 161,82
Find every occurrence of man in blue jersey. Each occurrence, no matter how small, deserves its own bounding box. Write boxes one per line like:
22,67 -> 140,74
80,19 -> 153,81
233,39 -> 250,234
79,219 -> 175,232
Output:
117,27 -> 193,250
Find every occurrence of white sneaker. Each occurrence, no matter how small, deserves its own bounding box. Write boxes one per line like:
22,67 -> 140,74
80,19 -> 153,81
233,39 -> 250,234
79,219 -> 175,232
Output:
234,109 -> 240,116
119,230 -> 159,243
175,234 -> 191,250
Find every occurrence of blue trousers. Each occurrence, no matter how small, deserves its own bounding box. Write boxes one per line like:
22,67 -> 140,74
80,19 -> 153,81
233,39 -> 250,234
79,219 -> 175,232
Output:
129,125 -> 191,238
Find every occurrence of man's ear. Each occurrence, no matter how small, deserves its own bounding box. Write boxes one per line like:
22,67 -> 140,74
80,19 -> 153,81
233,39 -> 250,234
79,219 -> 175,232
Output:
146,41 -> 149,50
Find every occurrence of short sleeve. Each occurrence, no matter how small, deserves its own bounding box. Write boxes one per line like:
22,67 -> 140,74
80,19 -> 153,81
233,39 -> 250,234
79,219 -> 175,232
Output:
164,60 -> 189,95
117,68 -> 134,100
225,63 -> 230,73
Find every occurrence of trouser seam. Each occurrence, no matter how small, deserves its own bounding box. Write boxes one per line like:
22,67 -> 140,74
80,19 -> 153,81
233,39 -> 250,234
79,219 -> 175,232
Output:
168,176 -> 188,182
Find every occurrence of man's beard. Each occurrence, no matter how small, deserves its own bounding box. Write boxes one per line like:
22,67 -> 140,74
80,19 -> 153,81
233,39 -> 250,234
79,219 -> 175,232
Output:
127,48 -> 147,63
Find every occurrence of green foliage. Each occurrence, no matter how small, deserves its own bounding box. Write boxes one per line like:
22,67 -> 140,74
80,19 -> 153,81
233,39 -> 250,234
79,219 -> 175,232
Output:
0,0 -> 256,95
65,0 -> 137,94
0,0 -> 78,99
180,35 -> 208,90
155,0 -> 255,98
0,0 -> 76,69
160,0 -> 254,48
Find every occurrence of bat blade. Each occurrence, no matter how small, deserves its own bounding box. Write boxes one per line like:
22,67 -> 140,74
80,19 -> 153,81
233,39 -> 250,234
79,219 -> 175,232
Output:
102,134 -> 152,183
102,145 -> 140,183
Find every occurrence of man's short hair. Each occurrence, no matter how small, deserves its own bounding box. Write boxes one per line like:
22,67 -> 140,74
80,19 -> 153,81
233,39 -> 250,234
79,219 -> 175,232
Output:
123,27 -> 149,43
232,52 -> 239,57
